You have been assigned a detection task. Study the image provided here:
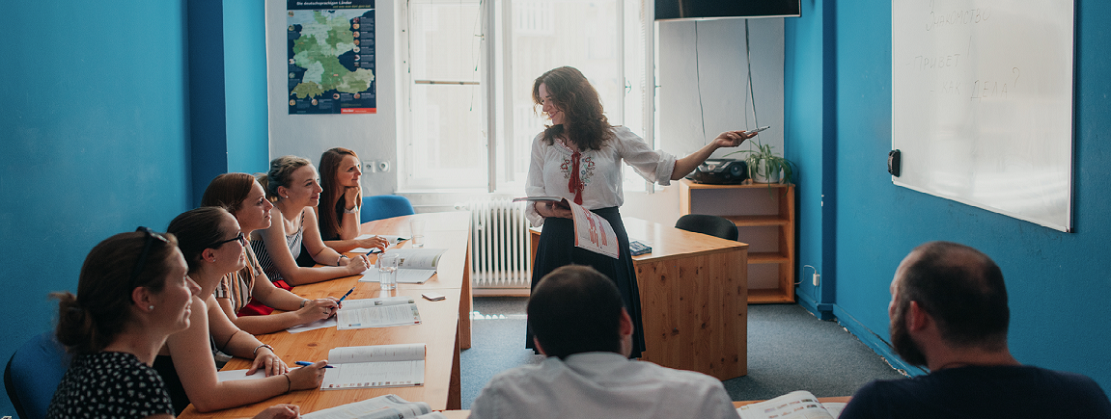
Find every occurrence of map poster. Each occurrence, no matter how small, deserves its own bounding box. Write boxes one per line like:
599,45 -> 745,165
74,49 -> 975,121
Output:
287,0 -> 376,114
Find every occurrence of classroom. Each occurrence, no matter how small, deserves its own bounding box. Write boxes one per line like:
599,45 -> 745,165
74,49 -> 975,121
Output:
2,0 -> 1109,417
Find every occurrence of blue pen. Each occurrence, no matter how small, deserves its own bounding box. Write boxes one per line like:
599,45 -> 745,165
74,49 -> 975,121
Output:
295,361 -> 333,368
338,286 -> 356,302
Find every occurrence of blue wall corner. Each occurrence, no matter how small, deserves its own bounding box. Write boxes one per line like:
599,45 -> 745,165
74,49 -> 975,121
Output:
0,1 -> 193,413
188,0 -> 230,205
223,0 -> 270,175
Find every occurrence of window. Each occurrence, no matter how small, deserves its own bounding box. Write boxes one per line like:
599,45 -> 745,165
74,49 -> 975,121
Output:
399,0 -> 654,193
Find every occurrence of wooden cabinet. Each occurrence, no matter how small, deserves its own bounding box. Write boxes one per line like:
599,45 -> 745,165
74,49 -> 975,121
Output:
679,179 -> 795,303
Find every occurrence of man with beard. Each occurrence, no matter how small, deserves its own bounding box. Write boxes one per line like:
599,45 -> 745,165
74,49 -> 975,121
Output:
840,241 -> 1111,418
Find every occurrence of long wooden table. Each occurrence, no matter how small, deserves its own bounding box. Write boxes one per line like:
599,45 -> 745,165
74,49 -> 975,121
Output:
179,212 -> 472,418
529,217 -> 749,380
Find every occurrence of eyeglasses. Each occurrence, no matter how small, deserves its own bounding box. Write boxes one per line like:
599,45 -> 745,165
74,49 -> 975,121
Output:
212,232 -> 246,248
131,227 -> 170,288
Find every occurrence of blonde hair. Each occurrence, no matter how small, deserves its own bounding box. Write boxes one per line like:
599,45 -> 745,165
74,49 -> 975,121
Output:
256,155 -> 312,202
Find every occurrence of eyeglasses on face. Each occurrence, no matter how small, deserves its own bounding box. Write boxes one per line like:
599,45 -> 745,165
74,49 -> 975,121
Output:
212,232 -> 246,248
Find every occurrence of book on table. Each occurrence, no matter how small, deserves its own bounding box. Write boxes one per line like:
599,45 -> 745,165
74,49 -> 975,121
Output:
359,248 -> 446,284
301,394 -> 446,419
736,390 -> 847,419
336,296 -> 422,330
321,343 -> 426,390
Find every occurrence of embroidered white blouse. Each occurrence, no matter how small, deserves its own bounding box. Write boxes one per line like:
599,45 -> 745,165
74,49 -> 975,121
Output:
525,126 -> 676,227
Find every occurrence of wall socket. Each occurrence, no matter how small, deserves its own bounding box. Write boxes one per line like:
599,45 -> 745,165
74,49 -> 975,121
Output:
812,272 -> 820,287
364,161 -> 390,173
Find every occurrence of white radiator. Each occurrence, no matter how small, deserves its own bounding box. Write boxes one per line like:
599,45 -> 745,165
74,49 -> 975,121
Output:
460,199 -> 532,289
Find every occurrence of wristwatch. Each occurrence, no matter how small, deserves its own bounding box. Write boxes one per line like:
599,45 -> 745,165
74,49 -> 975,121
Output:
343,205 -> 359,214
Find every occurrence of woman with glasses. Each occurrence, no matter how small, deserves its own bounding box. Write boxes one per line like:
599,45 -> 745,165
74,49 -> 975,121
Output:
157,207 -> 327,414
253,156 -> 371,286
524,66 -> 756,358
201,173 -> 340,334
47,229 -> 302,419
316,148 -> 390,252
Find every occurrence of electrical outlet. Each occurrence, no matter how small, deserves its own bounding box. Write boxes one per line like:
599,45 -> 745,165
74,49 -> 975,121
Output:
813,272 -> 820,287
378,161 -> 390,172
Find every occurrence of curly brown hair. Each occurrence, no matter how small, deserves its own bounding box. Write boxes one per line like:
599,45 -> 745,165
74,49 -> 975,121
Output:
532,66 -> 613,151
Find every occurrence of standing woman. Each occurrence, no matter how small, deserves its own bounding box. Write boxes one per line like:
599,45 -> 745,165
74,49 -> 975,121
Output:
525,66 -> 756,357
202,173 -> 341,334
158,207 -> 327,414
47,230 -> 301,419
254,156 -> 371,286
316,147 -> 389,252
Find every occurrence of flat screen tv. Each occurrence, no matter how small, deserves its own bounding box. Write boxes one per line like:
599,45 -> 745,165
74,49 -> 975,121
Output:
655,0 -> 801,21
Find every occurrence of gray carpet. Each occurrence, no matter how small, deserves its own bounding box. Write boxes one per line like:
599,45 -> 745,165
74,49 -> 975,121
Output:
461,297 -> 905,408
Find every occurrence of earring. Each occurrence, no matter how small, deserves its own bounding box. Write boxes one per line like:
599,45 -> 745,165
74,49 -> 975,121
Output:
148,305 -> 155,310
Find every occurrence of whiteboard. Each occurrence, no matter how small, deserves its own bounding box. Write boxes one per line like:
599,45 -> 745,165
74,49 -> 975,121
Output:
891,1 -> 1074,231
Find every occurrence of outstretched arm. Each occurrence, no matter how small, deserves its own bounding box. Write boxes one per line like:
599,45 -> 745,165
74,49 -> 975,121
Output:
671,130 -> 757,180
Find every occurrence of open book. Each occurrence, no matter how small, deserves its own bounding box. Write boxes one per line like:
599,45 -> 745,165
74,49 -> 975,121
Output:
302,394 -> 446,419
321,343 -> 426,390
337,296 -> 421,330
359,248 -> 446,284
736,390 -> 846,419
286,296 -> 421,333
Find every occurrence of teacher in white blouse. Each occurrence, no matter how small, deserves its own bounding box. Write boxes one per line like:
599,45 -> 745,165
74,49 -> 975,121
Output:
525,66 -> 756,358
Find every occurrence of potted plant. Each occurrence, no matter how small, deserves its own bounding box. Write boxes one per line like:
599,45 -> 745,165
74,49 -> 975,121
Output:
725,141 -> 794,184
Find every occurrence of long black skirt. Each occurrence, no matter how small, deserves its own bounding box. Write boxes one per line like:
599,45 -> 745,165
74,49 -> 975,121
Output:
525,206 -> 646,358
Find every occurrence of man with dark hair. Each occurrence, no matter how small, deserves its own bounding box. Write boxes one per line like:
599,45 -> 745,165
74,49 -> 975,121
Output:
841,241 -> 1111,418
469,265 -> 736,419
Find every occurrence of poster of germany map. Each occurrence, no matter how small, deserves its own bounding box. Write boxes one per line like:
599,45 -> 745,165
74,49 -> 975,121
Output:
287,0 -> 376,114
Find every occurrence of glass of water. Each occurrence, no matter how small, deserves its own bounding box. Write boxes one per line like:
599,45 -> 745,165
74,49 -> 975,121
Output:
377,253 -> 399,291
410,219 -> 425,248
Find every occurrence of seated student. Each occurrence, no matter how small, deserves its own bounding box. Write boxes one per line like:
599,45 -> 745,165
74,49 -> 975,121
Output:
201,173 -> 341,334
316,147 -> 390,252
253,155 -> 371,286
47,229 -> 301,419
840,241 -> 1111,419
469,265 -> 737,419
158,207 -> 327,414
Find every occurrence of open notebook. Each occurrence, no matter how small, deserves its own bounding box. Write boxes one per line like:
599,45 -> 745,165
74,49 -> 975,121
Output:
321,343 -> 426,390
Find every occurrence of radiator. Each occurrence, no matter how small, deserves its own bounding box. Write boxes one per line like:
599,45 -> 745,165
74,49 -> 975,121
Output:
460,199 -> 532,289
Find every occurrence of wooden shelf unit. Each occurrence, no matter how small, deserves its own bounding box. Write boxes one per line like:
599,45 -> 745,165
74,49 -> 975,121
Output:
679,179 -> 796,304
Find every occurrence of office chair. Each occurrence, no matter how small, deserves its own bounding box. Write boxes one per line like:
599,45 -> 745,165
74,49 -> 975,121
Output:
675,214 -> 739,241
5,332 -> 71,419
361,195 -> 416,223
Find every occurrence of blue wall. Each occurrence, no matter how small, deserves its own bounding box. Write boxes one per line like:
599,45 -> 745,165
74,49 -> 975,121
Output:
223,0 -> 270,176
786,0 -> 1111,389
0,1 -> 192,414
786,0 -> 836,318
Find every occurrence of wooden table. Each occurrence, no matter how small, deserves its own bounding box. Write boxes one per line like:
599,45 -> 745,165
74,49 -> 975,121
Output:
179,212 -> 472,418
529,217 -> 749,381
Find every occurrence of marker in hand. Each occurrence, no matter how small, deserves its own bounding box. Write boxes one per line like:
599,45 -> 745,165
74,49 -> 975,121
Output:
295,361 -> 333,369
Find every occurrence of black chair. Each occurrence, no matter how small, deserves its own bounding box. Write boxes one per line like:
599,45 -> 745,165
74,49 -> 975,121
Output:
5,332 -> 71,419
675,214 -> 738,241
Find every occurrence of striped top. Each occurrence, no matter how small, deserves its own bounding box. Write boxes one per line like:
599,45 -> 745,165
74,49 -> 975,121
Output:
214,244 -> 263,314
251,209 -> 304,285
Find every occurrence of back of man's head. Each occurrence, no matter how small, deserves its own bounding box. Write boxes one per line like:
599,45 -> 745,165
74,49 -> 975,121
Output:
899,241 -> 1009,350
528,265 -> 623,359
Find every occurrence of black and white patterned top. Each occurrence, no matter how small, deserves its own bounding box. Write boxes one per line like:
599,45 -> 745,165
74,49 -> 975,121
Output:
46,352 -> 174,419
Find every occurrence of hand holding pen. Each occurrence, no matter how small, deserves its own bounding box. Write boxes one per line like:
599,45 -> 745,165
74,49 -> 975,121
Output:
297,297 -> 340,322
